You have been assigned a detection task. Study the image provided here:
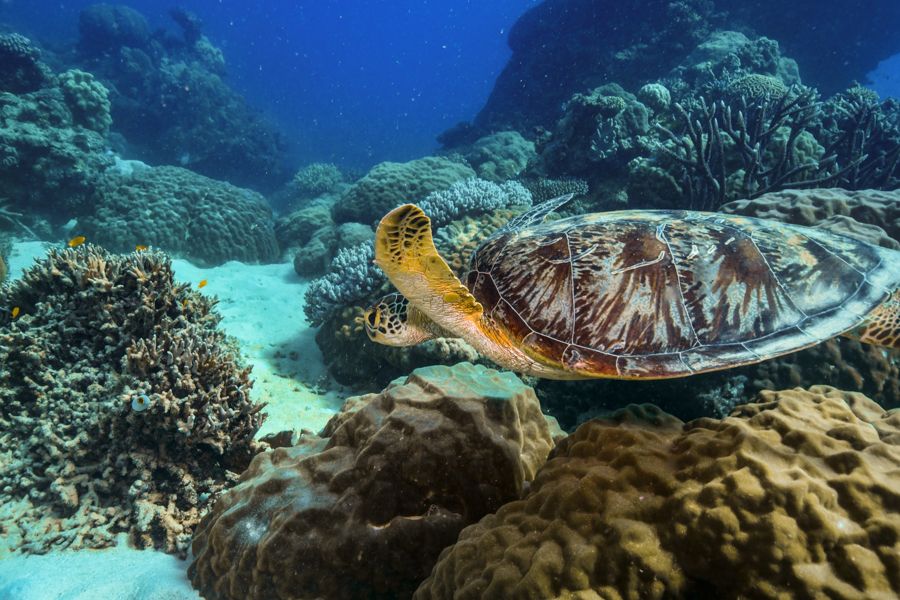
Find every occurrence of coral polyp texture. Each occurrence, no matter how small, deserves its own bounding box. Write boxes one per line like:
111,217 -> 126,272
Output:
189,362 -> 556,600
416,386 -> 900,600
0,246 -> 264,555
79,164 -> 279,266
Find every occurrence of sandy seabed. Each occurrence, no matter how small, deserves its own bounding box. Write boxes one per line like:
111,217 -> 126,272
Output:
0,240 -> 348,599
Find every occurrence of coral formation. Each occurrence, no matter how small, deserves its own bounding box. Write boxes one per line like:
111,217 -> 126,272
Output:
418,178 -> 532,228
0,32 -> 52,93
189,362 -> 555,600
78,164 -> 279,266
58,69 -> 112,134
721,188 -> 900,247
417,386 -> 900,599
0,246 -> 264,555
77,5 -> 287,190
332,156 -> 475,224
291,162 -> 345,199
0,84 -> 113,220
461,131 -> 536,181
303,243 -> 385,326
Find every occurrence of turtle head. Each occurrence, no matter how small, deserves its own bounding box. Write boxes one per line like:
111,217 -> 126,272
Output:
364,292 -> 436,346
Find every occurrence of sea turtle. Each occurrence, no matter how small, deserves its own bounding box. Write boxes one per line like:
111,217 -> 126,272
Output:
365,194 -> 900,380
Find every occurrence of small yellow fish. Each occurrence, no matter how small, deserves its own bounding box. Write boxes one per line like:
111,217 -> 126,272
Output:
67,235 -> 86,248
11,306 -> 20,318
198,279 -> 208,289
135,244 -> 149,252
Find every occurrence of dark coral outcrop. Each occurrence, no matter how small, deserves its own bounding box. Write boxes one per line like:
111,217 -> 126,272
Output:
189,363 -> 555,600
0,246 -> 265,555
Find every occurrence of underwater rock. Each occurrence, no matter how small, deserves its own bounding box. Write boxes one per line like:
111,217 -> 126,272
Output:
0,246 -> 265,555
189,362 -> 555,600
79,164 -> 279,266
416,386 -> 900,599
332,155 -> 476,224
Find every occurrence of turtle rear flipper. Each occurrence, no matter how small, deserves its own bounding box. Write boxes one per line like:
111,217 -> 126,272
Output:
374,204 -> 483,337
853,290 -> 900,348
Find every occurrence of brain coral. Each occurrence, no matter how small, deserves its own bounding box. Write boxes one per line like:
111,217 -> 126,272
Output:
189,362 -> 555,600
332,156 -> 476,224
417,386 -> 900,599
0,246 -> 264,555
80,164 -> 279,266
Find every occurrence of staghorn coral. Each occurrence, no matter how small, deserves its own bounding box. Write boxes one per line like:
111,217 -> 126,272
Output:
332,156 -> 475,224
189,362 -> 555,600
58,69 -> 112,134
417,386 -> 900,599
0,246 -> 264,555
79,164 -> 279,266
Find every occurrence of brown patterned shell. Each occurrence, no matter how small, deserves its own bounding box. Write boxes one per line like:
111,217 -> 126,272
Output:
465,210 -> 900,379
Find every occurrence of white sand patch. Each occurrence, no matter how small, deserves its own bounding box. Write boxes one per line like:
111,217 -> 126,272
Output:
0,543 -> 200,600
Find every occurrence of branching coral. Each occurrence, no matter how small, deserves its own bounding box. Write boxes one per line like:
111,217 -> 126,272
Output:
0,246 -> 265,555
418,178 -> 532,228
303,243 -> 385,326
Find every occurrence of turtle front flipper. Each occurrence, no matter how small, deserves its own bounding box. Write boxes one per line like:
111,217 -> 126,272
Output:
852,289 -> 900,348
375,204 -> 483,337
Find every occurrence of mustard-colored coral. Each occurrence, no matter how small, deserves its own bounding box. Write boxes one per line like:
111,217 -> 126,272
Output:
416,386 -> 900,599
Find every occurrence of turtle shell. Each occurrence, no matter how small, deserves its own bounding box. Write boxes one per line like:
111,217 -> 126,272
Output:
464,210 -> 900,379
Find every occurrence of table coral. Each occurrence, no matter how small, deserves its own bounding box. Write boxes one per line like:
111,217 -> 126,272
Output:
189,362 -> 555,600
416,386 -> 900,600
79,164 -> 279,266
0,246 -> 265,555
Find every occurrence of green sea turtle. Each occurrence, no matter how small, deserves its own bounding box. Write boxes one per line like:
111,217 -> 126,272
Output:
365,194 -> 900,380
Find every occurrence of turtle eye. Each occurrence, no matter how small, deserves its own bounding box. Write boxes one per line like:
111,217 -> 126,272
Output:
365,309 -> 379,328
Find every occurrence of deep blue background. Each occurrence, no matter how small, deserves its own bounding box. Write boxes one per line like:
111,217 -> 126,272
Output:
0,0 -> 538,170
2,1 -> 898,172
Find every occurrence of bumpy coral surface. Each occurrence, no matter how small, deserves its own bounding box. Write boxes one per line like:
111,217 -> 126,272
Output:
58,68 -> 112,134
332,156 -> 476,224
80,164 -> 279,266
417,386 -> 900,600
189,363 -> 555,600
722,187 -> 900,245
0,246 -> 264,555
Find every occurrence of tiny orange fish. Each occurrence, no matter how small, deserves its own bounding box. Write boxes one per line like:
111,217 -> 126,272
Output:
67,235 -> 86,248
11,306 -> 20,318
198,279 -> 208,289
135,244 -> 149,252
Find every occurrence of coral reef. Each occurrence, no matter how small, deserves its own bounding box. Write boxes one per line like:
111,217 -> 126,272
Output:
0,246 -> 264,555
303,243 -> 384,326
189,362 -> 555,600
721,188 -> 900,247
77,5 -> 287,191
332,156 -> 475,224
78,164 -> 279,266
460,131 -> 536,181
290,162 -> 345,200
468,0 -> 900,134
58,69 -> 112,134
0,32 -> 52,93
0,84 -> 113,221
418,178 -> 532,228
417,386 -> 900,599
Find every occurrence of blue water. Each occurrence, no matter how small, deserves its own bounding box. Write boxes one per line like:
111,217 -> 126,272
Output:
0,0 -> 538,170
